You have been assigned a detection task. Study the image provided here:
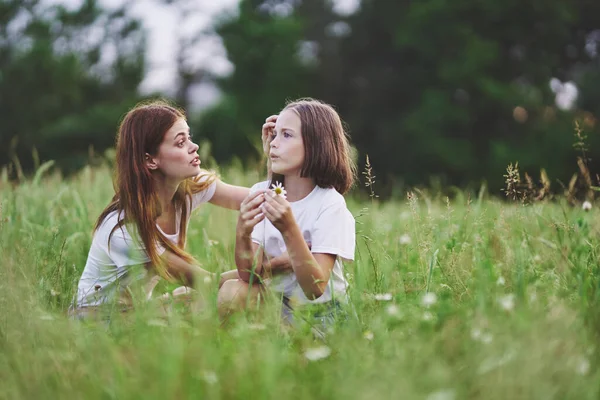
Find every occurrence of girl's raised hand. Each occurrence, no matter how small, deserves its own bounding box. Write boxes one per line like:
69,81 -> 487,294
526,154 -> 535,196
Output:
237,189 -> 267,237
261,191 -> 295,233
261,115 -> 278,155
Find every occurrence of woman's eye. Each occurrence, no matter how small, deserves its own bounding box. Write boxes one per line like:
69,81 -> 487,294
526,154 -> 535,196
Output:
178,141 -> 185,147
283,132 -> 291,138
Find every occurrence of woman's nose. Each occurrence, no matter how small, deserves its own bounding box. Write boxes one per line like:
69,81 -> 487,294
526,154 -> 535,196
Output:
190,141 -> 199,153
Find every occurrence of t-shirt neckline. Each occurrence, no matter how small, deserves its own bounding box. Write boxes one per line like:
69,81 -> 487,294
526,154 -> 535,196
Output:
288,184 -> 319,207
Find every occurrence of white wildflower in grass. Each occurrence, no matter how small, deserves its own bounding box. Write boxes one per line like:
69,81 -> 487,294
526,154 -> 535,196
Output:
271,181 -> 287,198
203,275 -> 212,284
496,276 -> 505,286
480,333 -> 494,344
363,331 -> 374,341
201,370 -> 218,385
207,239 -> 219,246
470,328 -> 482,341
304,346 -> 331,361
386,304 -> 402,317
576,357 -> 590,375
147,318 -> 168,327
422,292 -> 437,307
374,293 -> 393,301
426,389 -> 456,400
422,311 -> 434,322
533,254 -> 542,263
399,234 -> 412,245
477,351 -> 516,375
498,294 -> 515,311
50,289 -> 60,296
247,323 -> 266,331
583,200 -> 592,211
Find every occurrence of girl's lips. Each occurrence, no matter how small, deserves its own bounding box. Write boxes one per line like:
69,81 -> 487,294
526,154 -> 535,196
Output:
190,157 -> 200,166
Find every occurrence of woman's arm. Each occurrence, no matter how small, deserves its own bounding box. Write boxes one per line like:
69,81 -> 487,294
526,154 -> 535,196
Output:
261,192 -> 334,299
207,116 -> 276,210
160,250 -> 213,288
209,180 -> 249,210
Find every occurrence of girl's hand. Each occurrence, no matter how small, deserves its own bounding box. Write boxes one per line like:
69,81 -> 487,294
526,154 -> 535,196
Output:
261,191 -> 296,233
237,190 -> 267,237
262,115 -> 278,155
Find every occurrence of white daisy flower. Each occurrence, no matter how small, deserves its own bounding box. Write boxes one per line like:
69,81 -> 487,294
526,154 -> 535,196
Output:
374,293 -> 393,301
422,292 -> 437,307
583,201 -> 592,211
426,389 -> 456,400
363,331 -> 374,341
201,370 -> 218,385
386,304 -> 402,317
498,294 -> 515,311
576,357 -> 590,375
496,276 -> 506,286
399,234 -> 412,245
304,346 -> 331,361
271,181 -> 287,198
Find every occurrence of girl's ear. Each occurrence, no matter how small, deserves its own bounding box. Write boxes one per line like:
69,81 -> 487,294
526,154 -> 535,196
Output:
145,153 -> 158,170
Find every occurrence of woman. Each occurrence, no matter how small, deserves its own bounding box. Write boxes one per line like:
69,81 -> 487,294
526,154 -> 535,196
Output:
72,100 -> 274,318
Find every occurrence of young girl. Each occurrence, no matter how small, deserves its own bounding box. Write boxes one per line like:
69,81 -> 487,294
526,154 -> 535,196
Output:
218,98 -> 356,325
72,100 -> 271,318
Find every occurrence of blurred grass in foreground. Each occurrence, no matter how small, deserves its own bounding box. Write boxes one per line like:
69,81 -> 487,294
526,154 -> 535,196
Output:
1,162 -> 600,399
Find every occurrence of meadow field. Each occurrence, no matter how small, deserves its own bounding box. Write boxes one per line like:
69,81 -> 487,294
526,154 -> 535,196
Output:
1,162 -> 600,399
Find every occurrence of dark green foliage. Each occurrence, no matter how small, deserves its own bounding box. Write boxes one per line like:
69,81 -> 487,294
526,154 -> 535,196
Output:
0,0 -> 145,175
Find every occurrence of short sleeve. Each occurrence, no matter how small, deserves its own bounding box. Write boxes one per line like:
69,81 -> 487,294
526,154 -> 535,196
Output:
99,218 -> 164,268
310,202 -> 355,261
191,178 -> 218,211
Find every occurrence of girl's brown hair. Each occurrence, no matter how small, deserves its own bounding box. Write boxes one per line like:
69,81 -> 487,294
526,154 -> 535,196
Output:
95,100 -> 216,279
271,98 -> 356,194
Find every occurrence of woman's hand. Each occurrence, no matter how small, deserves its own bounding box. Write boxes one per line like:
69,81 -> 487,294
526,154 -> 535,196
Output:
262,115 -> 278,155
261,191 -> 296,234
237,189 -> 266,238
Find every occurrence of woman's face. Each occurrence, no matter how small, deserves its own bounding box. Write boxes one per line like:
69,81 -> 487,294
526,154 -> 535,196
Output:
147,118 -> 201,181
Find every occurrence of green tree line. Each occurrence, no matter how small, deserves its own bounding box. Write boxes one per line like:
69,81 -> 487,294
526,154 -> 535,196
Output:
2,0 -> 600,194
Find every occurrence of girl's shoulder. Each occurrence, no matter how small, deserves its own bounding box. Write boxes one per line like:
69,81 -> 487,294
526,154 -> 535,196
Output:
312,186 -> 348,208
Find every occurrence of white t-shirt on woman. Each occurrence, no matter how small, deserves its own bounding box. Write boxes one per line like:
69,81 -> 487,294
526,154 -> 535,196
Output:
250,181 -> 355,305
76,181 -> 216,307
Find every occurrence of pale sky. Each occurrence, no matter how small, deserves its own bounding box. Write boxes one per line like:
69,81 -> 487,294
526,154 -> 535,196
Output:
49,0 -> 361,108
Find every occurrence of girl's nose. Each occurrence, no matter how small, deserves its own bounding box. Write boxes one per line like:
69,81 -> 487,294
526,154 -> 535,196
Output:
190,140 -> 199,153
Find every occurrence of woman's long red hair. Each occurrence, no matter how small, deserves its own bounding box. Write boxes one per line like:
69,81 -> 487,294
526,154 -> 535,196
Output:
95,100 -> 215,280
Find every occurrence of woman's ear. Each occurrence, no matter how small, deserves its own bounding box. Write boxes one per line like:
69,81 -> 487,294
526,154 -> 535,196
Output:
145,153 -> 158,170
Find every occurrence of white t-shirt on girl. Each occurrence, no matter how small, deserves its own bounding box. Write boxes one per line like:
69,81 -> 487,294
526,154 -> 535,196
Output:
76,180 -> 216,307
250,181 -> 355,305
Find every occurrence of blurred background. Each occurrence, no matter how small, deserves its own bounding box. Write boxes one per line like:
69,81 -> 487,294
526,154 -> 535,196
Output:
1,0 -> 600,196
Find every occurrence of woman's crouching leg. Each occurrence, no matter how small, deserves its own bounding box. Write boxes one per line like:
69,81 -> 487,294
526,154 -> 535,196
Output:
217,279 -> 262,319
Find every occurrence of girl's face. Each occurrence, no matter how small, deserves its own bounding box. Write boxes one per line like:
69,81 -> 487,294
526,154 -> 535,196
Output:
270,109 -> 304,176
147,118 -> 201,181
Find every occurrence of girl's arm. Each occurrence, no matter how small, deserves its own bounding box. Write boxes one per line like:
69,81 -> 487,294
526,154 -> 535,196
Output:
262,192 -> 335,299
234,190 -> 266,282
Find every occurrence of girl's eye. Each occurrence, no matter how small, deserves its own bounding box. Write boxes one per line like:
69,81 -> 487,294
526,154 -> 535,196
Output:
178,140 -> 185,148
283,132 -> 292,138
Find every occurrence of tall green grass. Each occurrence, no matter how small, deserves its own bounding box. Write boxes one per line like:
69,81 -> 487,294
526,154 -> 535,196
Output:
1,163 -> 599,399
